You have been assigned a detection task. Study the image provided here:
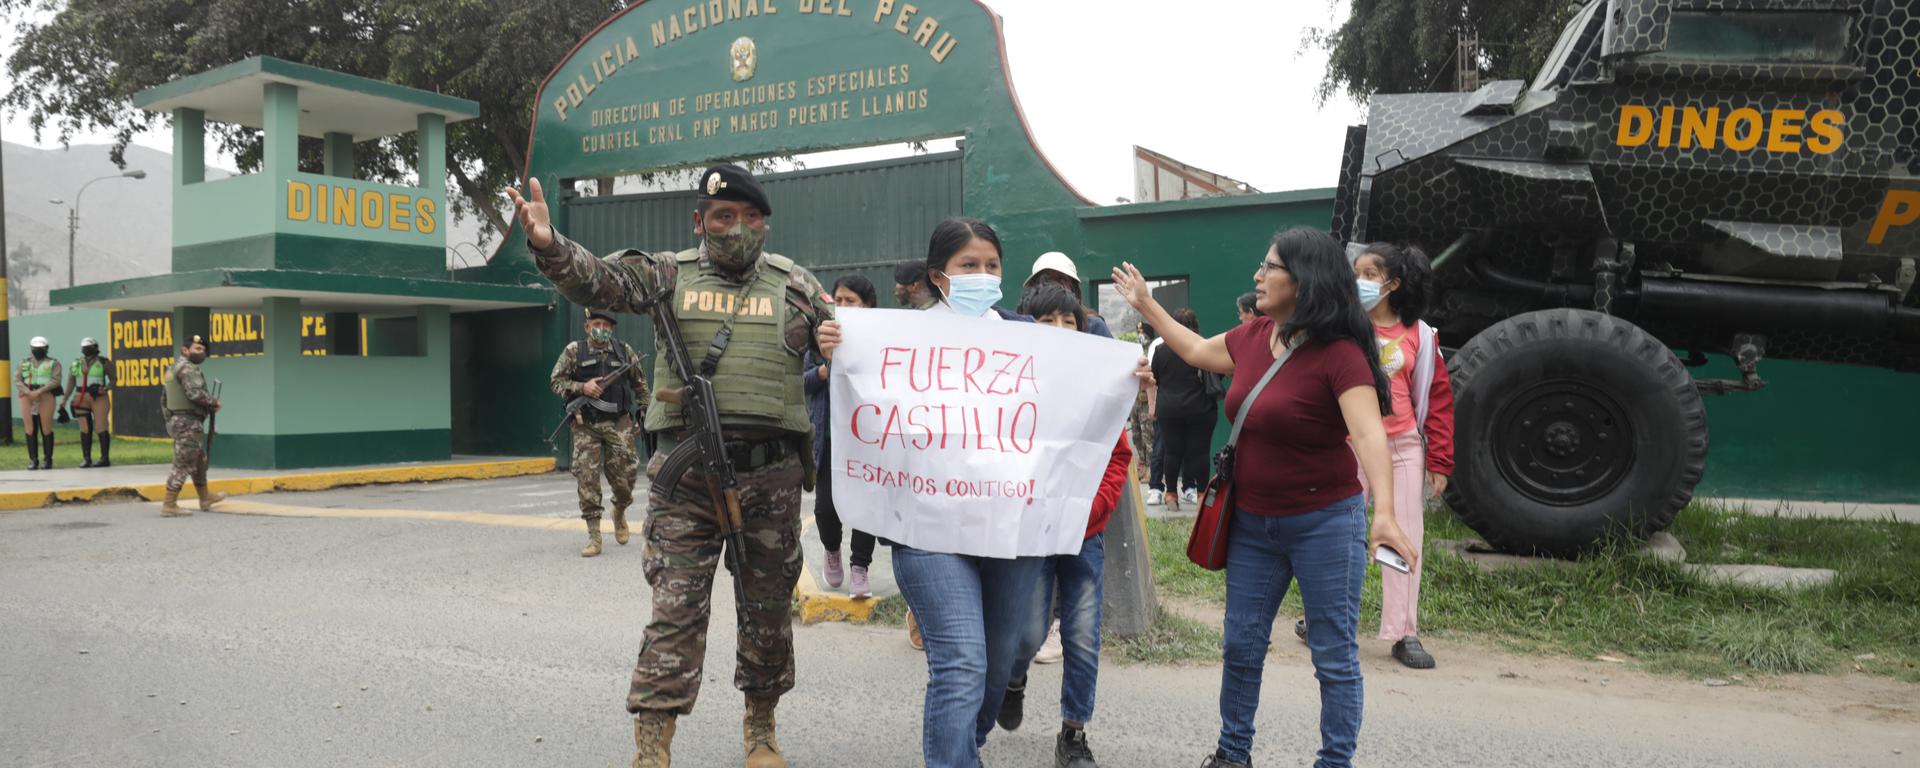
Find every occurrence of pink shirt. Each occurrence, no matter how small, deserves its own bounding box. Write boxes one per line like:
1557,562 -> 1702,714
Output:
1372,321 -> 1419,437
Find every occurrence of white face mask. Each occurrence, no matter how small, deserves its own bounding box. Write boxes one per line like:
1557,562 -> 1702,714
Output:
1357,279 -> 1386,311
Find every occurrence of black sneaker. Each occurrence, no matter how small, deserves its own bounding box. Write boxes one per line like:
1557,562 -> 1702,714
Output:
1200,749 -> 1251,768
996,676 -> 1025,731
1293,619 -> 1306,642
1392,636 -> 1436,669
1056,726 -> 1099,768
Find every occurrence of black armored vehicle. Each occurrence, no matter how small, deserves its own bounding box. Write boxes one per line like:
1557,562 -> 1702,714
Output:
1334,0 -> 1920,556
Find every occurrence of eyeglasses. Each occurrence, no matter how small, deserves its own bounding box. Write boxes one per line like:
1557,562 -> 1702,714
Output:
1256,260 -> 1287,277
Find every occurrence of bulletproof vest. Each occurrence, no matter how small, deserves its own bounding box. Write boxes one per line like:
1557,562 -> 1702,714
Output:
644,249 -> 810,435
21,358 -> 56,387
571,341 -> 633,419
163,361 -> 207,416
73,356 -> 108,386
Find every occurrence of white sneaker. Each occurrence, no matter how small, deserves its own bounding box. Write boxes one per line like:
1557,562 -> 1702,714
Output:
1034,620 -> 1064,664
1181,488 -> 1199,505
1145,492 -> 1164,507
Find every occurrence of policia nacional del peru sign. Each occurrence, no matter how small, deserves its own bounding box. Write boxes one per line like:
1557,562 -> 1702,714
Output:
525,0 -> 1081,208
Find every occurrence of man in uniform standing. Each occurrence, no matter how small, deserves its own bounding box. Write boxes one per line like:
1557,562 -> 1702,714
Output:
551,308 -> 649,558
17,336 -> 62,470
159,334 -> 224,517
509,164 -> 833,768
61,337 -> 115,467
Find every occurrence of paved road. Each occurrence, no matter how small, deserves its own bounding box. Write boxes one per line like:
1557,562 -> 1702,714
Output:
2,479 -> 1912,767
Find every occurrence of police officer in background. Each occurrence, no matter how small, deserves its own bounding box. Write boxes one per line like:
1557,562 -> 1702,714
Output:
16,336 -> 62,470
509,164 -> 834,768
551,308 -> 649,558
159,334 -> 224,517
61,337 -> 115,467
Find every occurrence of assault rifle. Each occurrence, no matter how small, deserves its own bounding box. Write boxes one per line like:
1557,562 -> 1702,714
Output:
545,357 -> 636,447
646,285 -> 750,609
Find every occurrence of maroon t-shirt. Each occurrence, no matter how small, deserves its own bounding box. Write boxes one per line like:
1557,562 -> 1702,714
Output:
1222,317 -> 1377,516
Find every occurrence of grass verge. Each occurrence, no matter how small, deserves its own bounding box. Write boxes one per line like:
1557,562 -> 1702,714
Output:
0,422 -> 172,470
1146,502 -> 1920,682
1110,604 -> 1221,665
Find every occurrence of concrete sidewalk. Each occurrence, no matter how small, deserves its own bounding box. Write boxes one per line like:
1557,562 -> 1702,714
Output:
0,455 -> 555,511
794,509 -> 900,623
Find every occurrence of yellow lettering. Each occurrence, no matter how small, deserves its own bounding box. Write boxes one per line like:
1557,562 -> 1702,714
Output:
415,198 -> 438,235
1679,107 -> 1718,149
651,19 -> 667,47
1807,109 -> 1845,154
1617,105 -> 1654,147
698,292 -> 715,312
1767,109 -> 1805,153
1869,190 -> 1920,245
930,35 -> 955,62
362,191 -> 387,229
1723,108 -> 1763,151
798,0 -> 812,11
894,3 -> 916,33
1657,105 -> 1677,148
873,0 -> 893,22
683,291 -> 700,311
287,181 -> 312,221
389,193 -> 414,232
333,186 -> 359,226
765,0 -> 778,14
913,17 -> 936,46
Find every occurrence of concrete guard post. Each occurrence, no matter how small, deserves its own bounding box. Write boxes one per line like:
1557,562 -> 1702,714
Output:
1101,476 -> 1158,638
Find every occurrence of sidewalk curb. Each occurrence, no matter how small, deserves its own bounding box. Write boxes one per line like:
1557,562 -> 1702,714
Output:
793,513 -> 882,624
0,458 -> 557,512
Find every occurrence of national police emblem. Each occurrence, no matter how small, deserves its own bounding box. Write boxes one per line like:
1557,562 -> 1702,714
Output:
730,37 -> 756,82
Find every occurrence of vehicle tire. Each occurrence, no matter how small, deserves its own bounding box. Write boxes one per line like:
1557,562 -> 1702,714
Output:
1442,308 -> 1707,557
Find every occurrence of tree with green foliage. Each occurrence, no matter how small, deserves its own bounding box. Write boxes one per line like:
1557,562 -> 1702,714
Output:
2,0 -> 632,236
1311,0 -> 1584,104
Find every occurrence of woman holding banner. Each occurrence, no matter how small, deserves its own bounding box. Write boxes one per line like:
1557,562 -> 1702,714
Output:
804,274 -> 882,597
816,217 -> 1151,768
1111,227 -> 1419,768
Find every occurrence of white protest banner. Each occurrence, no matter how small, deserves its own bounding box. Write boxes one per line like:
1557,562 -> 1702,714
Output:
827,307 -> 1140,558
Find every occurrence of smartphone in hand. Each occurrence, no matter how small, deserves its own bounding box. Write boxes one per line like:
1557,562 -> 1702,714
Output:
1374,546 -> 1411,574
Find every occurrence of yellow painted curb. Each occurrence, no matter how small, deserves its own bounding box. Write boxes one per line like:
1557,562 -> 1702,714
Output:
0,458 -> 556,512
212,498 -> 587,531
793,513 -> 881,624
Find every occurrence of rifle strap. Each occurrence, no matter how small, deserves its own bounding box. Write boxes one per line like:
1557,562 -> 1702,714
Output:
699,276 -> 760,377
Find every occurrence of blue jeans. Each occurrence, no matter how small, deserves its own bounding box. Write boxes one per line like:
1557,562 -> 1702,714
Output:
893,547 -> 1045,768
1216,494 -> 1367,768
1010,532 -> 1106,724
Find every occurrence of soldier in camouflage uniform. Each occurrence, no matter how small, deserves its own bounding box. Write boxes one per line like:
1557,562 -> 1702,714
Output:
552,308 -> 649,558
159,334 -> 224,517
510,163 -> 834,768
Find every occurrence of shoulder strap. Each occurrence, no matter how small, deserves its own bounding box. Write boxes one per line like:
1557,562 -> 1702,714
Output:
1223,344 -> 1297,450
700,275 -> 761,377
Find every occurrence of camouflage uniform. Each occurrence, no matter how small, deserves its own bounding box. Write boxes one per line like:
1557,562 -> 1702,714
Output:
533,231 -> 833,716
550,339 -> 648,522
162,358 -> 216,492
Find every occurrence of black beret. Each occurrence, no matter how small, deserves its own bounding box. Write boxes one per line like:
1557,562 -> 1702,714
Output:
894,260 -> 928,286
584,308 -> 618,325
697,163 -> 771,216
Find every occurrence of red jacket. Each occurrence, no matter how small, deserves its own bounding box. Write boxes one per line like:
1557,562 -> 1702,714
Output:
1085,430 -> 1134,539
1422,346 -> 1456,476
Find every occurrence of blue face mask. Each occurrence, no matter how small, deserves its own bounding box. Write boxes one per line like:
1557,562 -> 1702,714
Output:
942,272 -> 1003,317
1357,279 -> 1386,311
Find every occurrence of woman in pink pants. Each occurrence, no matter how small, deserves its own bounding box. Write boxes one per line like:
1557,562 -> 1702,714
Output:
1353,243 -> 1455,669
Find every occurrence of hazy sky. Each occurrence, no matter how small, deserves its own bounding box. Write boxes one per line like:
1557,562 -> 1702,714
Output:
1,0 -> 1366,203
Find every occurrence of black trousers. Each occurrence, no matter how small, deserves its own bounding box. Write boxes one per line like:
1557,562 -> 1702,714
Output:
814,437 -> 876,568
1160,414 -> 1216,494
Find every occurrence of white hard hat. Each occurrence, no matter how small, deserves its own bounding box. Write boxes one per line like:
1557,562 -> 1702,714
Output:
1026,251 -> 1080,287
29,336 -> 48,348
81,337 -> 99,347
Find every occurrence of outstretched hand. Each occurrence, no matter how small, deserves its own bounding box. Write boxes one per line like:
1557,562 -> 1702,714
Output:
1109,262 -> 1154,311
506,178 -> 554,250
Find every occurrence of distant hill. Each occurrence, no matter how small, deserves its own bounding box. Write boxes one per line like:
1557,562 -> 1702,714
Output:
3,141 -> 495,315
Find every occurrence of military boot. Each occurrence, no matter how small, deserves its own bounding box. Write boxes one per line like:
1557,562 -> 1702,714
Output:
196,484 -> 227,511
159,488 -> 191,517
632,710 -> 676,768
613,507 -> 631,545
743,695 -> 786,768
582,520 -> 603,557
